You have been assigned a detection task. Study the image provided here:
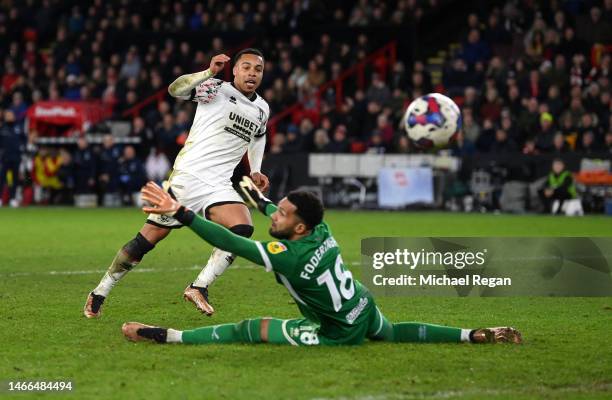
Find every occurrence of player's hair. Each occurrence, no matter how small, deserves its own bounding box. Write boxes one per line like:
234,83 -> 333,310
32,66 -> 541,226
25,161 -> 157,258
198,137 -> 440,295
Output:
286,191 -> 324,230
233,48 -> 265,65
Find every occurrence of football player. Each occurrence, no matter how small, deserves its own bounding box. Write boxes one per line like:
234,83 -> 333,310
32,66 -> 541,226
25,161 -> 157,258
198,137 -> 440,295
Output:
121,179 -> 522,346
84,49 -> 270,318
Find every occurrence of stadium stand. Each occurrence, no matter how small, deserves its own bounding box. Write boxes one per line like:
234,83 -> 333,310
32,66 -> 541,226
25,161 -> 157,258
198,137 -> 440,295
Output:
0,0 -> 610,209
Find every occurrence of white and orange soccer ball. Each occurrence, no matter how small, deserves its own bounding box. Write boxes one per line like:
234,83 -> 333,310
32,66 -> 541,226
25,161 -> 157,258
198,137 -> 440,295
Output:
403,93 -> 462,148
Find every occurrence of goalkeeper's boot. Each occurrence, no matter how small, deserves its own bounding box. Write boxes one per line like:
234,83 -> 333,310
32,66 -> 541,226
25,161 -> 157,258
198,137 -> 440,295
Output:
83,292 -> 106,318
122,322 -> 167,343
183,284 -> 215,316
471,327 -> 522,344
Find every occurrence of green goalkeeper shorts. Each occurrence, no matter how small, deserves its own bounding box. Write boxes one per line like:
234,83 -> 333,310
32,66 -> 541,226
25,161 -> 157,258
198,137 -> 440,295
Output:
265,298 -> 389,346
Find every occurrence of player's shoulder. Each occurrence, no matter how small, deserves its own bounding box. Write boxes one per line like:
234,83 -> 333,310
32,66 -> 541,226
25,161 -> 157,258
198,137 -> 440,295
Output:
253,93 -> 270,115
264,240 -> 293,255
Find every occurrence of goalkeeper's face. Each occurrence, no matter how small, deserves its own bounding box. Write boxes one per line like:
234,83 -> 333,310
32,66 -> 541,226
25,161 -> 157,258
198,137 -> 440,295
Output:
269,198 -> 308,240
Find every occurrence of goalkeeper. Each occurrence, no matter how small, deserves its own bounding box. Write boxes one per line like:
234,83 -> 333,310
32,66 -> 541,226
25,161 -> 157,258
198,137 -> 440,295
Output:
122,179 -> 522,346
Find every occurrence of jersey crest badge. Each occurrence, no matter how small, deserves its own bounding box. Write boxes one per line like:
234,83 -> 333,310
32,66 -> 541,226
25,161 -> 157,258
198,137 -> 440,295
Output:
257,107 -> 265,123
267,241 -> 287,254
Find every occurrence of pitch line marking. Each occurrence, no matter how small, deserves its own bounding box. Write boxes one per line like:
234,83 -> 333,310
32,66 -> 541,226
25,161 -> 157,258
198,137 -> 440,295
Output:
1,262 -> 361,277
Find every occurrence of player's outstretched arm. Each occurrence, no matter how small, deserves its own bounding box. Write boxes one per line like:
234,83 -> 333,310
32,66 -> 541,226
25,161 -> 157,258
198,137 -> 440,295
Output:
248,138 -> 270,193
239,176 -> 277,217
141,182 -> 265,265
167,53 -> 230,98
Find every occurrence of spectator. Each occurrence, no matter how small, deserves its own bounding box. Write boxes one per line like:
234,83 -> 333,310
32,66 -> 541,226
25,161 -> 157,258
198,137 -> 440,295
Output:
298,118 -> 315,151
366,73 -> 392,106
395,135 -> 412,154
55,148 -> 75,205
517,98 -> 540,138
119,47 -> 141,80
312,129 -> 330,153
576,6 -> 612,44
306,60 -> 325,87
371,114 -> 394,144
269,133 -> 286,155
461,108 -> 481,143
0,110 -> 25,207
490,128 -> 518,153
326,125 -> 350,153
450,131 -> 476,157
475,118 -> 496,152
578,131 -> 599,154
131,117 -> 156,160
561,98 -> 586,129
389,62 -> 408,91
63,75 -> 81,100
33,147 -> 62,204
578,113 -> 599,137
522,70 -> 546,101
73,137 -> 96,194
552,132 -> 570,154
367,133 -> 386,154
605,131 -> 612,154
525,30 -> 545,64
522,138 -> 538,155
118,145 -> 146,205
545,85 -> 564,118
480,88 -> 503,122
145,148 -> 170,183
535,112 -> 556,152
282,126 -> 303,154
546,54 -> 569,92
156,113 -> 180,162
97,134 -> 121,202
10,92 -> 28,122
460,29 -> 491,65
505,84 -> 523,117
500,112 -> 519,142
362,101 -> 382,139
443,58 -> 470,96
539,159 -> 578,214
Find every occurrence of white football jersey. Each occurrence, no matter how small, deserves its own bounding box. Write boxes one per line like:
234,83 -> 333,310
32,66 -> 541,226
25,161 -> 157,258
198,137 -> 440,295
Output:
172,78 -> 269,186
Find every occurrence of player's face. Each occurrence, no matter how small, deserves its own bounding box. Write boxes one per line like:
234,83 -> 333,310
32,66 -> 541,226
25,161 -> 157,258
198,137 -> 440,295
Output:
269,198 -> 307,239
233,53 -> 264,95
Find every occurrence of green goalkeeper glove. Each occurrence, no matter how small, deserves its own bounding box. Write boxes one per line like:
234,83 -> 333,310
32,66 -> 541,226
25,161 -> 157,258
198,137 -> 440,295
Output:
239,176 -> 273,215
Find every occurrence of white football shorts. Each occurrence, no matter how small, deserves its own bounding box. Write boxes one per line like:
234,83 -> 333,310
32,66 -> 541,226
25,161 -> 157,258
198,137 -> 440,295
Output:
146,171 -> 244,228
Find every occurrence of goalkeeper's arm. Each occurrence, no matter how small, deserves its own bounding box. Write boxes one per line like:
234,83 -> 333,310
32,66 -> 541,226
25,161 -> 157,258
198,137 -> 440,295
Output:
173,206 -> 266,266
140,180 -> 265,266
239,176 -> 277,217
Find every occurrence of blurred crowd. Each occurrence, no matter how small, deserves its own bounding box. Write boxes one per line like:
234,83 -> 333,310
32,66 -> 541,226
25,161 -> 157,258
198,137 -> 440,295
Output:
0,0 -> 611,206
0,118 -> 160,206
445,1 -> 612,158
0,0 -> 438,205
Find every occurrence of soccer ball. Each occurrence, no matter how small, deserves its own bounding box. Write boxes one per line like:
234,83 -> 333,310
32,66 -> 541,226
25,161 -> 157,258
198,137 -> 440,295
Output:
403,93 -> 462,149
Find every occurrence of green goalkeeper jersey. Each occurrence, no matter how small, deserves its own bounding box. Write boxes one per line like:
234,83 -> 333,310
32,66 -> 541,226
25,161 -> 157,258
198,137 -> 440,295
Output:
176,204 -> 375,344
253,221 -> 373,342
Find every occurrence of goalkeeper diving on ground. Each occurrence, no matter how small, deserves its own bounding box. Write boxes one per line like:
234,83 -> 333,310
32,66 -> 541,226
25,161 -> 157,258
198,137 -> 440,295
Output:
122,178 -> 522,346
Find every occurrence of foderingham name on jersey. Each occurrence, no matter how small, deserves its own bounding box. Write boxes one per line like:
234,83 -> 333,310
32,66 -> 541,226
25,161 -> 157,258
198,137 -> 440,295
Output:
300,236 -> 339,280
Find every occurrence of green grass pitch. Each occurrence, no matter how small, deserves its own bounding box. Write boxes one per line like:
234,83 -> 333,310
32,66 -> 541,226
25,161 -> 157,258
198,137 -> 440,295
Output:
1,208 -> 611,399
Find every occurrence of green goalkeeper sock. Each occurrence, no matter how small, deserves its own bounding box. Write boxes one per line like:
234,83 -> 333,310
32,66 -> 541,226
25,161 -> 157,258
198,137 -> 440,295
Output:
181,319 -> 262,344
392,322 -> 470,343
